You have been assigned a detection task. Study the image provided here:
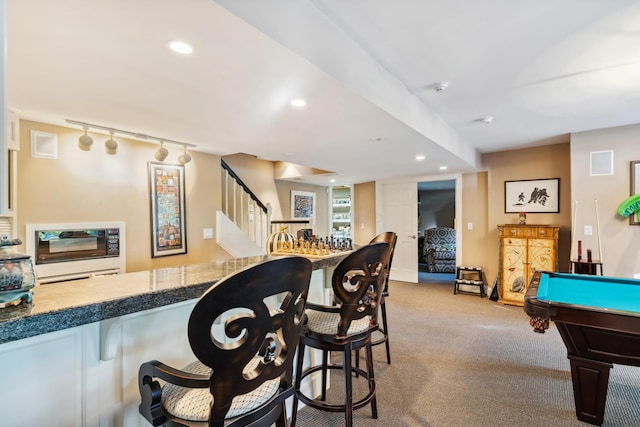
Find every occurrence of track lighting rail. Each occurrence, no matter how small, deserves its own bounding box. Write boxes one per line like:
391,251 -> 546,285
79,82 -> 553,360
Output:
66,118 -> 195,163
64,119 -> 197,148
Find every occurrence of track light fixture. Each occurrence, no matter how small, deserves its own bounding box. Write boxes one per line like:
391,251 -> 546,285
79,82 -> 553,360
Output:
178,145 -> 192,165
65,119 -> 196,162
78,126 -> 94,148
104,131 -> 118,154
154,142 -> 169,161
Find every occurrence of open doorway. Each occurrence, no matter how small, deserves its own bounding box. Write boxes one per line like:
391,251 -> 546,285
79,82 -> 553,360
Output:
418,180 -> 456,284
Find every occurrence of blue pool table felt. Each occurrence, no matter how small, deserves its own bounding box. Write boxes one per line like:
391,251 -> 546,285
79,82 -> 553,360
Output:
537,273 -> 640,314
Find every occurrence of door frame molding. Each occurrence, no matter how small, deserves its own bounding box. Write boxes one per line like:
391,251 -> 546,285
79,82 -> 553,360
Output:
376,173 -> 462,269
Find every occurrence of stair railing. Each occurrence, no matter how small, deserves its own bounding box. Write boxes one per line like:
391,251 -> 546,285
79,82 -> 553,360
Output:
221,159 -> 271,249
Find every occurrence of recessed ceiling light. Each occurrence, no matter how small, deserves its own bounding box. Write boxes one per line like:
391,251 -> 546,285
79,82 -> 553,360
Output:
415,155 -> 426,161
290,99 -> 307,107
168,40 -> 193,55
439,166 -> 448,171
329,179 -> 336,183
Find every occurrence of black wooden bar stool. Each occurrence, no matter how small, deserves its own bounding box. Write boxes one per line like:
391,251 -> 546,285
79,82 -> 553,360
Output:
138,256 -> 312,427
291,242 -> 390,427
367,232 -> 397,364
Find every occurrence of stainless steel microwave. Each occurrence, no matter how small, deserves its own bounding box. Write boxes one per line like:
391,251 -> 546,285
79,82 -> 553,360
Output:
26,222 -> 126,283
34,227 -> 120,265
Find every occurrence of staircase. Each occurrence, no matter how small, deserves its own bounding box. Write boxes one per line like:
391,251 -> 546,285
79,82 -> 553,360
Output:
217,160 -> 271,258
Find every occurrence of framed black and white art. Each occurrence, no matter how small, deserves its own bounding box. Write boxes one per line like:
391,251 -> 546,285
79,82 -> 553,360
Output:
504,178 -> 559,213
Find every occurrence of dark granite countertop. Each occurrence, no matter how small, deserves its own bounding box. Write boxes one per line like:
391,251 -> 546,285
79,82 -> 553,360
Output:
0,252 -> 349,345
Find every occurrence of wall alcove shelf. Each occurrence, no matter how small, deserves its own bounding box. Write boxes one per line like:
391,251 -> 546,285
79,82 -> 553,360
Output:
330,185 -> 352,239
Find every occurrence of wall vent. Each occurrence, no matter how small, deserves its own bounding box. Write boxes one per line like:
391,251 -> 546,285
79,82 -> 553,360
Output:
590,150 -> 613,176
30,130 -> 58,159
0,217 -> 13,238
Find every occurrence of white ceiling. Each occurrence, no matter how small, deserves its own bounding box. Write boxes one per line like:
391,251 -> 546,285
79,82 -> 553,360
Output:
7,0 -> 640,186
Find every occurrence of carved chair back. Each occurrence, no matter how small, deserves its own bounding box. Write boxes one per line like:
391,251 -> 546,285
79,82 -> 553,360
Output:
188,256 -> 312,424
331,242 -> 390,337
368,232 -> 397,294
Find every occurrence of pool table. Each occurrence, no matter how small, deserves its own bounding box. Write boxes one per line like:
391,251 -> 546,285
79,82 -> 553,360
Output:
524,271 -> 640,426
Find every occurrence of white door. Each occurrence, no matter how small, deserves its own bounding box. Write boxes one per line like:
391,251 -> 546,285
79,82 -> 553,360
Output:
381,182 -> 418,283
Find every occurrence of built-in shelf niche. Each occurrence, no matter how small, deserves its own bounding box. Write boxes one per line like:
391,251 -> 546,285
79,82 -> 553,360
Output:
330,185 -> 352,238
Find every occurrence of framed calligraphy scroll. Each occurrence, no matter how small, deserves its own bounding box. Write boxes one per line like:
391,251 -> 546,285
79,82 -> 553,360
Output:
505,178 -> 559,213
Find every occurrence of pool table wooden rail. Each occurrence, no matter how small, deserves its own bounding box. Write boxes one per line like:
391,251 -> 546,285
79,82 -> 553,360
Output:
524,270 -> 640,426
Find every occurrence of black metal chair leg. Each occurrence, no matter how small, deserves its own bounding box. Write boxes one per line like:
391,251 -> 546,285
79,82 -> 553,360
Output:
343,343 -> 354,427
291,340 -> 306,427
365,342 -> 378,419
380,301 -> 391,364
321,350 -> 329,401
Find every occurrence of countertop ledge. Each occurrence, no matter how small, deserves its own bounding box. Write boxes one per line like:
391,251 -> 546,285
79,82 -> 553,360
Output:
0,253 -> 349,345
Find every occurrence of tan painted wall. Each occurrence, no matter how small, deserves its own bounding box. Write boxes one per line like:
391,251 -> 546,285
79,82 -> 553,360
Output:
459,171 -> 489,274
479,143 -> 573,285
17,120 -> 228,273
353,181 -> 376,245
570,124 -> 640,278
274,180 -> 329,237
18,120 -> 636,280
15,122 -> 331,272
222,153 -> 283,220
222,153 -> 330,239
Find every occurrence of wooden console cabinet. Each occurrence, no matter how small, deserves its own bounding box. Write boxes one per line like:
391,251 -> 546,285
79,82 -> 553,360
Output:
498,224 -> 559,306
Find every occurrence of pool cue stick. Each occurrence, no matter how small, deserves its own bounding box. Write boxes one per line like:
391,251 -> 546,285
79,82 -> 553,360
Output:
569,200 -> 578,271
595,199 -> 603,264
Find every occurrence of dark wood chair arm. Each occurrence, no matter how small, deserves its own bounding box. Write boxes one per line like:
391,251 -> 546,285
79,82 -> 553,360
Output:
138,360 -> 210,426
140,360 -> 210,388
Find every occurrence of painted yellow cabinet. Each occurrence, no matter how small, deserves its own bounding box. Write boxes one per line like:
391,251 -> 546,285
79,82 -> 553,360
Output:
498,225 -> 559,306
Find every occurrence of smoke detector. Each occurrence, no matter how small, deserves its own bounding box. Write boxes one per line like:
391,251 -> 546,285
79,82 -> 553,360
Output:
478,116 -> 494,125
434,81 -> 450,92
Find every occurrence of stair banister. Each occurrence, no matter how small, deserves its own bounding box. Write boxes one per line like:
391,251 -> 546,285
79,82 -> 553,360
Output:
220,160 -> 271,251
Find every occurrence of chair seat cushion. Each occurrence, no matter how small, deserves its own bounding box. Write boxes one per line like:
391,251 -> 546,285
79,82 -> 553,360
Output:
305,309 -> 371,336
162,359 -> 280,422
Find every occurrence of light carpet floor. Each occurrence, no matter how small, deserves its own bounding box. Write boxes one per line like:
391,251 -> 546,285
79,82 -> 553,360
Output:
292,278 -> 640,427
